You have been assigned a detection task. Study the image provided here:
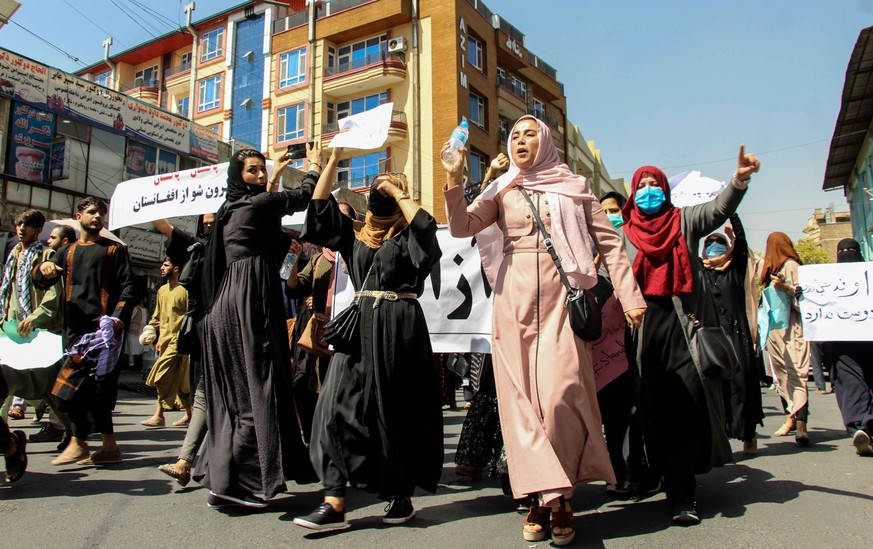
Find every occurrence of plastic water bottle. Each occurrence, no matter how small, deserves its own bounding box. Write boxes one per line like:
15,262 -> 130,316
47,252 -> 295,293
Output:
441,117 -> 469,164
279,252 -> 297,280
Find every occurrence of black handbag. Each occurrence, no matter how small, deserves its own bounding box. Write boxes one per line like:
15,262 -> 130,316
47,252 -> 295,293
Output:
520,189 -> 603,342
688,318 -> 739,380
175,307 -> 199,356
322,262 -> 375,354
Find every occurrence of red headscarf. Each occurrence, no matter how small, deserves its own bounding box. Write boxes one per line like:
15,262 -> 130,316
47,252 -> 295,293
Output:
759,232 -> 801,285
621,166 -> 693,296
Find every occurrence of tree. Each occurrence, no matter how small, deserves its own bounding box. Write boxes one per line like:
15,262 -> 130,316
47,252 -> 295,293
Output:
795,240 -> 831,265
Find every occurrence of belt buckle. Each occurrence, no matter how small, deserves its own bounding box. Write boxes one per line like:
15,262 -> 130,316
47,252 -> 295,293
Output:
384,291 -> 399,301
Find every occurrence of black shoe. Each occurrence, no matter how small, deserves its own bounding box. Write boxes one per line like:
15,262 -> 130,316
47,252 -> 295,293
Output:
56,433 -> 71,452
29,423 -> 65,443
293,503 -> 350,531
207,490 -> 267,509
383,498 -> 415,525
672,507 -> 701,526
514,496 -> 532,514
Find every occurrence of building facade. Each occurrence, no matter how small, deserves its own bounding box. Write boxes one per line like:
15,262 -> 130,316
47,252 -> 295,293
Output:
800,208 -> 852,261
77,0 -> 619,220
0,47 -> 225,271
824,26 -> 873,258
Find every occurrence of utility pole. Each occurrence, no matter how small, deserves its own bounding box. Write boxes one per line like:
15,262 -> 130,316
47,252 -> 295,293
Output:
184,2 -> 197,122
102,38 -> 117,90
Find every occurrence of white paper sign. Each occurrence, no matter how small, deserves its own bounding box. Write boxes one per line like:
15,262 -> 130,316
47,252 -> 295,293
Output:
328,102 -> 393,150
0,330 -> 63,370
108,162 -> 277,230
798,262 -> 873,341
330,226 -> 494,353
668,170 -> 728,208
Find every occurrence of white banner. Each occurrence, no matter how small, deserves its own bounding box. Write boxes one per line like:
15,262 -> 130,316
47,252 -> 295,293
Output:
328,102 -> 393,150
331,227 -> 494,353
668,170 -> 728,208
798,262 -> 873,341
108,162 -> 277,230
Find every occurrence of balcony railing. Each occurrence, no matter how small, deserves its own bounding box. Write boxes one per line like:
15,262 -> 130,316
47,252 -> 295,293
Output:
121,77 -> 159,91
529,108 -> 563,130
464,0 -> 494,23
163,63 -> 192,79
497,79 -> 526,101
527,52 -> 558,81
497,16 -> 525,44
273,0 -> 375,34
325,51 -> 404,77
324,110 -> 406,134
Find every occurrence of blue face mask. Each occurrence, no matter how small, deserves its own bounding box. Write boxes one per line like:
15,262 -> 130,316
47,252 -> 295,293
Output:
607,212 -> 623,229
705,242 -> 727,257
634,186 -> 666,215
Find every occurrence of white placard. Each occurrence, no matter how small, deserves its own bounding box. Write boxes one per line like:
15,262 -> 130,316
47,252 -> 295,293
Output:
328,102 -> 393,150
798,262 -> 873,341
330,226 -> 494,353
108,162 -> 277,230
0,329 -> 63,370
668,170 -> 728,208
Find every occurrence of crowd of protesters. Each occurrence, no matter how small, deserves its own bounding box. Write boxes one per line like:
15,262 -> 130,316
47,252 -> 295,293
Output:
2,114 -> 872,547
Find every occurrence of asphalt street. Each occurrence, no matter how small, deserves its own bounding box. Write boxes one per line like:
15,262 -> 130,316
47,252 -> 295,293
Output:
1,378 -> 871,548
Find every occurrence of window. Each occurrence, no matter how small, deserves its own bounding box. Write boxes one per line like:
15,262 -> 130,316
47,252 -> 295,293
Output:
511,75 -> 527,99
327,46 -> 336,70
470,149 -> 488,185
497,67 -> 506,85
277,103 -> 305,142
180,52 -> 192,71
337,151 -> 387,189
94,71 -> 112,88
201,28 -> 225,62
328,91 -> 388,124
336,35 -> 387,72
279,47 -> 307,88
467,35 -> 483,71
532,98 -> 546,120
198,75 -> 222,112
206,123 -> 221,136
177,97 -> 189,118
469,91 -> 486,127
498,116 -> 511,143
134,65 -> 158,88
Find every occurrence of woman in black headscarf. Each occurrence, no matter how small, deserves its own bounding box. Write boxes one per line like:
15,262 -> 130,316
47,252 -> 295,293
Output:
823,238 -> 873,457
196,147 -> 318,508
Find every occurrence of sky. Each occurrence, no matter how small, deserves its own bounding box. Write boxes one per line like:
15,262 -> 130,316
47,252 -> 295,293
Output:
1,0 -> 869,252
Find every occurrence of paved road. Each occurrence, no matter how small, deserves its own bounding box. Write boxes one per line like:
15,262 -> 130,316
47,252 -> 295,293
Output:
1,379 -> 871,548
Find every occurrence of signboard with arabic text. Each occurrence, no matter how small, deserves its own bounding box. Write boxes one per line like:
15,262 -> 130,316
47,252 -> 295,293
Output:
798,262 -> 873,341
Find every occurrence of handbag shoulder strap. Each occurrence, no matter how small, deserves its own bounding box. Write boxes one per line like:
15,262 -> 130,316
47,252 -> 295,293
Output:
519,188 -> 574,293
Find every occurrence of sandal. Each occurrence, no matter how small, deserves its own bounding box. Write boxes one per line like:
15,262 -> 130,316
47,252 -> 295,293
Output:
7,407 -> 25,420
4,430 -> 27,483
141,416 -> 165,427
159,462 -> 192,487
171,417 -> 191,427
774,417 -> 796,437
522,497 -> 551,542
550,496 -> 576,546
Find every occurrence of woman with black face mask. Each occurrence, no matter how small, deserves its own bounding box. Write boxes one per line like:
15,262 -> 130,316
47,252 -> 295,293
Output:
293,148 -> 443,532
822,239 -> 873,457
700,214 -> 763,455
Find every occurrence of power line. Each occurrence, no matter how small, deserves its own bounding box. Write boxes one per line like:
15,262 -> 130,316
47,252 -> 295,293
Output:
109,0 -> 164,39
1,17 -> 84,65
60,0 -> 129,50
124,0 -> 179,32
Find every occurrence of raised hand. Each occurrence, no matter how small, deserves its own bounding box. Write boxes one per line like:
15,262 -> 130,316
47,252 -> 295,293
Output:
440,141 -> 465,177
736,145 -> 761,181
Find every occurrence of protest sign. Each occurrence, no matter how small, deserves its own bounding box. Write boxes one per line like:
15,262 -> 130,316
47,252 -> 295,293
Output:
668,170 -> 728,208
328,102 -> 393,150
0,321 -> 63,370
591,295 -> 629,391
108,161 -> 276,230
330,226 -> 494,353
798,262 -> 873,341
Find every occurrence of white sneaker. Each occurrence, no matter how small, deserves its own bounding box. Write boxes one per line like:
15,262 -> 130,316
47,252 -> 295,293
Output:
852,430 -> 873,457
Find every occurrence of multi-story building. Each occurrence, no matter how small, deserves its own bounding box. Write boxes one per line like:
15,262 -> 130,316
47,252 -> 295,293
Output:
824,25 -> 873,257
566,122 -> 624,198
800,208 -> 852,260
76,0 -> 618,220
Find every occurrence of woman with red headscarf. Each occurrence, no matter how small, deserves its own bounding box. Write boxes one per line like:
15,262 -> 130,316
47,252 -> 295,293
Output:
759,232 -> 811,445
621,147 -> 760,525
442,116 -> 646,545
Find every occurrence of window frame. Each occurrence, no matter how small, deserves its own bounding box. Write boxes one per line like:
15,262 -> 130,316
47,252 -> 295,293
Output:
200,27 -> 225,63
467,35 -> 484,72
278,46 -> 307,89
469,90 -> 486,128
134,65 -> 158,88
197,74 -> 222,113
276,102 -> 306,143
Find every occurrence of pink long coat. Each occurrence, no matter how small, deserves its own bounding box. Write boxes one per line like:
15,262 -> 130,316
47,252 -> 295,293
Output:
445,184 -> 645,505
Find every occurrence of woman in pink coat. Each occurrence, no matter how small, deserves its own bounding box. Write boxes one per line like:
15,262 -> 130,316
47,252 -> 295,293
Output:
442,116 -> 646,545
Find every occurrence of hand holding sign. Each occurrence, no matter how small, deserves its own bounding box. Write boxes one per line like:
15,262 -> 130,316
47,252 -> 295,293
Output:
328,102 -> 394,150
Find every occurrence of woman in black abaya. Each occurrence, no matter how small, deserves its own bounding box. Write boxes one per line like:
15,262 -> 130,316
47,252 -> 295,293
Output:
196,148 -> 318,507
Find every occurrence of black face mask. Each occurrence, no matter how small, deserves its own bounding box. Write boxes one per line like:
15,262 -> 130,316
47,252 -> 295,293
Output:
368,191 -> 398,217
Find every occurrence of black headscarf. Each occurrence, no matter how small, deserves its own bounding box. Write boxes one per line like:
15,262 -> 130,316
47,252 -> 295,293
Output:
836,238 -> 864,263
598,191 -> 627,209
201,149 -> 266,310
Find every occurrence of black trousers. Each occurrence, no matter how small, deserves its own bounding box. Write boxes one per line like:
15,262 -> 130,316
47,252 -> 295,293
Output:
638,297 -> 708,510
322,459 -> 416,499
597,371 -> 646,486
780,398 -> 809,422
67,364 -> 122,439
831,348 -> 873,435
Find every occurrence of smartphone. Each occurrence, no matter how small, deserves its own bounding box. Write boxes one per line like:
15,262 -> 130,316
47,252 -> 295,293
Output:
286,141 -> 314,160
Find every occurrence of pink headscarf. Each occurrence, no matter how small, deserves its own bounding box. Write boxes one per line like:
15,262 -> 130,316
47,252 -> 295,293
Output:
474,115 -> 598,290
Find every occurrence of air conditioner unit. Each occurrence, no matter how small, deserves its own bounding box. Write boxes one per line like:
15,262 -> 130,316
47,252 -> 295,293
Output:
388,36 -> 408,53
